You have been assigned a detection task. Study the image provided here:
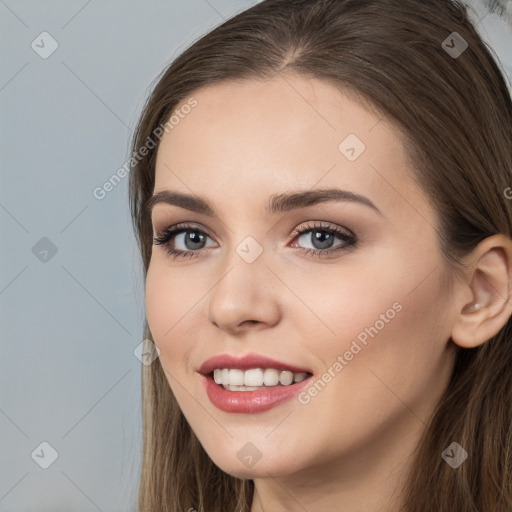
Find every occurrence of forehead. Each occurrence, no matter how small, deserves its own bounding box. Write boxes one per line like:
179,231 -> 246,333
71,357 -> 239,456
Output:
156,75 -> 393,165
153,75 -> 434,224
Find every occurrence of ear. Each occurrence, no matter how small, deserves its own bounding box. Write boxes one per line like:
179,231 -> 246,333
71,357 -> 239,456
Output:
451,234 -> 512,348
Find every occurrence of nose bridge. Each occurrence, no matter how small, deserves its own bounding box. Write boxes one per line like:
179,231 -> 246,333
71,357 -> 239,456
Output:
206,234 -> 280,330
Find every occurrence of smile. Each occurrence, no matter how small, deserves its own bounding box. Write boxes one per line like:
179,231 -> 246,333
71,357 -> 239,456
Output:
214,367 -> 310,388
199,371 -> 314,413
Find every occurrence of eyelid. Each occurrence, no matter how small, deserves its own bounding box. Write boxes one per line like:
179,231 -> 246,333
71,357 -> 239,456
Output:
153,220 -> 353,244
153,219 -> 358,263
289,220 -> 355,241
153,221 -> 213,238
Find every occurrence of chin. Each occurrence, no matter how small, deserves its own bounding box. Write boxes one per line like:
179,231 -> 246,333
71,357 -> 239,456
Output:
208,450 -> 305,480
216,462 -> 291,480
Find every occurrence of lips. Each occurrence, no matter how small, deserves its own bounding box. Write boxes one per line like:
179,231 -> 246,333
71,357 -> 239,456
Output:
197,353 -> 315,414
199,372 -> 314,413
198,352 -> 313,376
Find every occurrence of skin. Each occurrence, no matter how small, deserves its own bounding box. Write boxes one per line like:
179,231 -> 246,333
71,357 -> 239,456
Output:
145,74 -> 512,512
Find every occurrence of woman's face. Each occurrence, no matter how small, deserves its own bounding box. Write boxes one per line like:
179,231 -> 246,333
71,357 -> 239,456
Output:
145,75 -> 459,480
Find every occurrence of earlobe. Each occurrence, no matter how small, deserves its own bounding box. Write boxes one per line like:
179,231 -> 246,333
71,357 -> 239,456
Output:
451,234 -> 512,349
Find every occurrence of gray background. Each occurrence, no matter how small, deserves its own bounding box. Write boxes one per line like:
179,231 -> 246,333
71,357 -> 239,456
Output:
0,1 -> 510,511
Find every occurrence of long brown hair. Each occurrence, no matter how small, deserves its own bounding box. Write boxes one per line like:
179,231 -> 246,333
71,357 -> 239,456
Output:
128,0 -> 512,510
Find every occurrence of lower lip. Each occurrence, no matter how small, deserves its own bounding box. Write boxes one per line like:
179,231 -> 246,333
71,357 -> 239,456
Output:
199,372 -> 313,414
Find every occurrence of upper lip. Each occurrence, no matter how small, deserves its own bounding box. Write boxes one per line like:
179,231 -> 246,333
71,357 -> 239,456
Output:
198,352 -> 313,376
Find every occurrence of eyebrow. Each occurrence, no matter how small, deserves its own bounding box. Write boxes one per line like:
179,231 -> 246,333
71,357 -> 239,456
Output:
145,187 -> 383,217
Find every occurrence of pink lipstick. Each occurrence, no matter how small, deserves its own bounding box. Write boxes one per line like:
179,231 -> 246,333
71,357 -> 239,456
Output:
197,352 -> 314,413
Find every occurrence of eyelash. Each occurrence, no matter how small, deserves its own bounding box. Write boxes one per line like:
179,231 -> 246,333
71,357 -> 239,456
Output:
152,221 -> 357,260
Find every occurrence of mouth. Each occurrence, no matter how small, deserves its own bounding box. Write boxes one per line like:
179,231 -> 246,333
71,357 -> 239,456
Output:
199,369 -> 315,414
210,368 -> 314,390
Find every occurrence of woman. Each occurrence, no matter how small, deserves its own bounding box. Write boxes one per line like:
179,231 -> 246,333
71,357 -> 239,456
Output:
128,0 -> 512,510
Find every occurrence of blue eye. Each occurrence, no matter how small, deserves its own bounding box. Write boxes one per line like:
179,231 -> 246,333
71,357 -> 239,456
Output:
290,221 -> 357,258
153,221 -> 357,260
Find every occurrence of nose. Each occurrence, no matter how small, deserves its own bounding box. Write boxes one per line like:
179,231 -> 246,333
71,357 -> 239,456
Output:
206,249 -> 282,335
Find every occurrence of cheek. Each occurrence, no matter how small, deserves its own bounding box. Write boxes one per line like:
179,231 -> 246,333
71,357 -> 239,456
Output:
145,264 -> 205,409
145,262 -> 199,366
145,263 -> 171,340
297,274 -> 454,460
312,252 -> 453,394
339,269 -> 453,410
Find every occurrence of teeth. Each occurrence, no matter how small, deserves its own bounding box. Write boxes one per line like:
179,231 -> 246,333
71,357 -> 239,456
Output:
223,384 -> 267,392
213,368 -> 310,388
263,368 -> 279,386
245,368 -> 264,387
293,372 -> 307,383
229,369 -> 245,386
